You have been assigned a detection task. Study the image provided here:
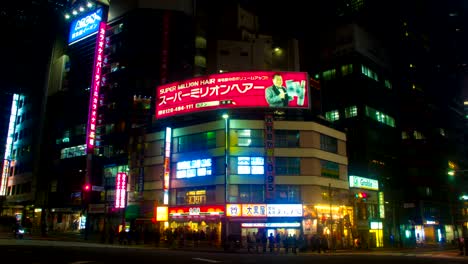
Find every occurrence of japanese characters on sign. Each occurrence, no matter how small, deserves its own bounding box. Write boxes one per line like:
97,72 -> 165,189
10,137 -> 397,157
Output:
86,22 -> 107,153
242,204 -> 267,217
265,114 -> 275,200
226,204 -> 303,217
69,8 -> 103,44
115,172 -> 127,209
267,204 -> 303,217
156,71 -> 309,119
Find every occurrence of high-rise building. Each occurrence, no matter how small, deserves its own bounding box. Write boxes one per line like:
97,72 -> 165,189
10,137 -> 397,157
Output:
36,0 -> 196,233
0,0 -> 68,228
302,0 -> 468,248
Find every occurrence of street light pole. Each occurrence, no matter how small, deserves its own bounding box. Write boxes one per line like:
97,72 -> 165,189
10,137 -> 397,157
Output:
222,114 -> 229,248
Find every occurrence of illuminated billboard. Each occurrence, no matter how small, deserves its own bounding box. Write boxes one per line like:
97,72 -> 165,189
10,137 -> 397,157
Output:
85,22 -> 107,153
156,71 -> 309,118
68,8 -> 103,44
115,172 -> 127,208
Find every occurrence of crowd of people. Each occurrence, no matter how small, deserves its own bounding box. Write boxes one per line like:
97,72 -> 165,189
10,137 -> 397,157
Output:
246,231 -> 310,254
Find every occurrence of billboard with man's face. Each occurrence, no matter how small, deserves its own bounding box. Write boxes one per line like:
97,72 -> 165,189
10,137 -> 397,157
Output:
156,71 -> 309,119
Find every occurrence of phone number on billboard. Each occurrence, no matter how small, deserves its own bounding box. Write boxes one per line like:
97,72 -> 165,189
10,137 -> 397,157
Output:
157,104 -> 195,115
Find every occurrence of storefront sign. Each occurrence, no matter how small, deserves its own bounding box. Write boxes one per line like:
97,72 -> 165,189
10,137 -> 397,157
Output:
241,222 -> 301,228
349,175 -> 379,190
68,8 -> 103,44
227,204 -> 303,217
226,204 -> 241,217
242,204 -> 267,217
267,204 -> 303,217
169,205 -> 225,217
115,172 -> 127,208
163,127 -> 172,204
156,206 -> 168,221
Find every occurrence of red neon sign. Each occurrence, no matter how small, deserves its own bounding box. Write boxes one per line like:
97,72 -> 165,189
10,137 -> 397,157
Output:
86,22 -> 107,153
115,172 -> 127,208
156,71 -> 309,118
169,205 -> 225,216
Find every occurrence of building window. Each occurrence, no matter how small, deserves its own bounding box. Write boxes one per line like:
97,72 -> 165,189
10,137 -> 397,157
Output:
361,65 -> 379,81
384,79 -> 392,89
365,106 -> 395,127
60,144 -> 86,159
234,129 -> 264,147
177,131 -> 217,153
176,187 -> 216,205
325,110 -> 339,122
413,131 -> 425,140
236,157 -> 264,175
344,106 -> 357,118
276,185 -> 300,202
276,157 -> 300,175
320,134 -> 338,153
341,64 -> 353,76
275,130 -> 299,147
239,184 -> 264,203
176,158 -> 212,178
194,55 -> 206,67
322,69 -> 336,80
320,160 -> 340,179
195,36 -> 207,49
186,190 -> 206,204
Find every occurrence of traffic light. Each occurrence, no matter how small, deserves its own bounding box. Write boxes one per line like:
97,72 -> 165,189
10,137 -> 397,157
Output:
83,184 -> 91,192
448,170 -> 455,176
355,192 -> 368,199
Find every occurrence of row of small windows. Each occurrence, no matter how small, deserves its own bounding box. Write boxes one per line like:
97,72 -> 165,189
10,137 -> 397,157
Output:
11,145 -> 31,159
173,156 -> 339,178
175,184 -> 302,205
60,144 -> 86,159
325,105 -> 395,127
175,129 -> 338,154
321,64 -> 392,89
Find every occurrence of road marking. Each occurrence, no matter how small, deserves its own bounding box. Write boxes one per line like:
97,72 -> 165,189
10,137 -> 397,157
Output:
192,258 -> 221,263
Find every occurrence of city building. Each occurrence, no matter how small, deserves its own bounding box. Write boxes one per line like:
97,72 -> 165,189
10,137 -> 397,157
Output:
35,0 -> 196,234
145,70 -> 351,247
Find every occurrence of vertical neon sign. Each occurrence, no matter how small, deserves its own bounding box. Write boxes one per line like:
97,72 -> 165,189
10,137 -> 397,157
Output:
163,127 -> 172,205
264,114 -> 275,200
86,22 -> 107,153
0,94 -> 19,196
115,172 -> 127,208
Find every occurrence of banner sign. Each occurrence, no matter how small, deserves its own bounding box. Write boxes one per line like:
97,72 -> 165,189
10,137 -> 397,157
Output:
156,71 -> 309,118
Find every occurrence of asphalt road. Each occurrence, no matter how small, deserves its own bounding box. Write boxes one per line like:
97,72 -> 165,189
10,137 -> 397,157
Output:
1,239 -> 468,264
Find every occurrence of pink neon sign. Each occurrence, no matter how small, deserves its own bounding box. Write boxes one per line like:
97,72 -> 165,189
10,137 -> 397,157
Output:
156,71 -> 309,119
86,22 -> 107,153
115,172 -> 127,209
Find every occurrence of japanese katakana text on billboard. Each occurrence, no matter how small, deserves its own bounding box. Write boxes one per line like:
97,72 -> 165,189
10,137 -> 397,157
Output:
156,71 -> 309,118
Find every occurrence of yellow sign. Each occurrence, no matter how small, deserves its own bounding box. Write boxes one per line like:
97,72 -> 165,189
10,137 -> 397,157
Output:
226,204 -> 241,216
242,204 -> 267,217
156,206 -> 168,221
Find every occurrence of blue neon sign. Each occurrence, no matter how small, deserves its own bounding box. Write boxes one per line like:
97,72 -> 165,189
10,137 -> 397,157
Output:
68,8 -> 103,44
